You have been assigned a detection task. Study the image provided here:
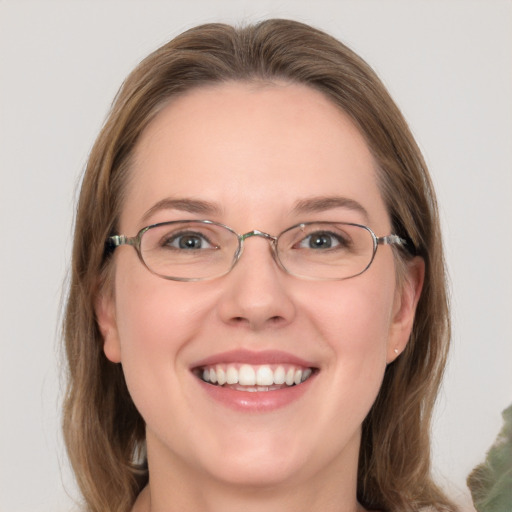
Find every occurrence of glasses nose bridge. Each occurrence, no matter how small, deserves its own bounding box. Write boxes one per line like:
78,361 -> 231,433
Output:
239,229 -> 277,243
234,229 -> 279,266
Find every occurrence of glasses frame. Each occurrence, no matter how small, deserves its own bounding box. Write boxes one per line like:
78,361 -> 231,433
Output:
106,219 -> 406,282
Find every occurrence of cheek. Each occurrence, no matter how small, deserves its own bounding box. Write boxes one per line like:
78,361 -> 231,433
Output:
114,253 -> 209,351
111,259 -> 211,410
301,273 -> 396,402
312,280 -> 394,354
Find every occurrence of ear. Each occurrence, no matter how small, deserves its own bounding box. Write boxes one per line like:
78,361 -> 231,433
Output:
386,257 -> 425,363
95,289 -> 122,363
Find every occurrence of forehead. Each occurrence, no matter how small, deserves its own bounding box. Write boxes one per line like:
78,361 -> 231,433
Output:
123,82 -> 389,232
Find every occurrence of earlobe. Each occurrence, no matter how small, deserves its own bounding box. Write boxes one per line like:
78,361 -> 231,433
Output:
95,290 -> 122,363
387,257 -> 425,363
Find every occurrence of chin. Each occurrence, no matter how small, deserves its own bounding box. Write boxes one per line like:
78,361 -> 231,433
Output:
204,453 -> 306,489
193,426 -> 334,490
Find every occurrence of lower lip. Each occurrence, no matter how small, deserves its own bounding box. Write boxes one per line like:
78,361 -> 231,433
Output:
195,374 -> 315,412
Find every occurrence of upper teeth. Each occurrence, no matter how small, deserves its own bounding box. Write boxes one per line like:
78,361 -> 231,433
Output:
201,364 -> 313,387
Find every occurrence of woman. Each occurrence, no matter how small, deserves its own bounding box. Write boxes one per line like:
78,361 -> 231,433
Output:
63,19 -> 456,512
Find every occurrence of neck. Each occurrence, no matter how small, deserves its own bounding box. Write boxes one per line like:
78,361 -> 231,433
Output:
134,481 -> 364,512
134,431 -> 364,512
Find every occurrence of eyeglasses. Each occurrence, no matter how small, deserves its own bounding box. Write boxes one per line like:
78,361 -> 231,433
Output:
107,220 -> 406,282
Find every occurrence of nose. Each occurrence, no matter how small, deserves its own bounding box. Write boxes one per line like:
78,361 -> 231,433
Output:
216,234 -> 296,330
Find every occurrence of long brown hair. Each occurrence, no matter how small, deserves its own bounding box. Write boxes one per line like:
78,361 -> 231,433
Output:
63,19 -> 455,512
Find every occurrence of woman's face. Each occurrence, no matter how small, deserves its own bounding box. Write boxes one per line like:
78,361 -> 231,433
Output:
98,82 -> 421,491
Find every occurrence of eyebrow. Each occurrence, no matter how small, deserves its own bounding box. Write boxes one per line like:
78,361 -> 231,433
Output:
292,196 -> 369,220
141,195 -> 369,224
141,197 -> 222,224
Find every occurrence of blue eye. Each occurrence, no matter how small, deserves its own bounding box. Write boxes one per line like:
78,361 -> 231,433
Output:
298,231 -> 344,250
164,232 -> 215,250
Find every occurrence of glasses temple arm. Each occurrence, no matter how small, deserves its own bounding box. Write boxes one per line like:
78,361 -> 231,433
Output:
107,234 -> 138,248
377,234 -> 407,247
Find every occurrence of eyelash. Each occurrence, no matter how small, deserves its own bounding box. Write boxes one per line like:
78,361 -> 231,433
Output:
160,231 -> 216,249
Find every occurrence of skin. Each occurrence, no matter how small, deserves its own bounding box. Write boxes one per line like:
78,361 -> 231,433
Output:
96,82 -> 424,512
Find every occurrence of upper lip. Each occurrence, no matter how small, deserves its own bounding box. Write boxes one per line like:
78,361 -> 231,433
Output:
191,349 -> 317,369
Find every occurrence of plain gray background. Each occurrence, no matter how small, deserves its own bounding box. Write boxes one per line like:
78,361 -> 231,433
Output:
1,1 -> 511,511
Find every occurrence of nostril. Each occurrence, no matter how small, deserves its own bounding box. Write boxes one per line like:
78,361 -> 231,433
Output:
228,315 -> 286,328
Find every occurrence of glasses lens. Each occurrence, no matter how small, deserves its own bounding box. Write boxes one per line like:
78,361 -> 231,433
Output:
140,221 -> 238,280
277,223 -> 376,280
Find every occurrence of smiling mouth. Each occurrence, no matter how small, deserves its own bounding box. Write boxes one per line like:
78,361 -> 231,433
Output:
195,363 -> 315,392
